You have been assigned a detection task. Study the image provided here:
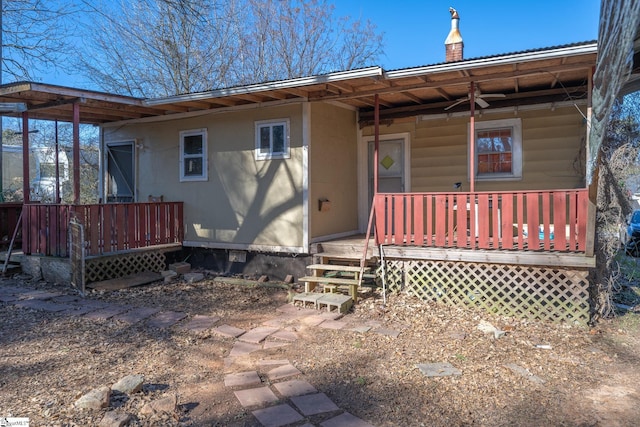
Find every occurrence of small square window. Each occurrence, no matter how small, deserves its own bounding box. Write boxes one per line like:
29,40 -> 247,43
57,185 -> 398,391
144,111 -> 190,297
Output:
255,119 -> 290,160
469,118 -> 522,181
180,129 -> 208,181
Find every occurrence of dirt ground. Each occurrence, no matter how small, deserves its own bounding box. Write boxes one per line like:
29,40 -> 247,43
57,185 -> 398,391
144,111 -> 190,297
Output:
1,272 -> 640,427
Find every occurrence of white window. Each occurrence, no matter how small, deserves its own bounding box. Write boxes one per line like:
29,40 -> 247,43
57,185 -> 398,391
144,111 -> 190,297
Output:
180,128 -> 208,182
255,119 -> 290,160
470,118 -> 522,181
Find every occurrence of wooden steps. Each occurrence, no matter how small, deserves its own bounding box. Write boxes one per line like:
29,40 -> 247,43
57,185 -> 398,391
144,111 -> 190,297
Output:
298,263 -> 371,304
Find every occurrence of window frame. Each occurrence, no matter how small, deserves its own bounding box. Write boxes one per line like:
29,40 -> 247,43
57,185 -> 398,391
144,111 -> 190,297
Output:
468,118 -> 522,181
255,119 -> 290,160
179,128 -> 208,182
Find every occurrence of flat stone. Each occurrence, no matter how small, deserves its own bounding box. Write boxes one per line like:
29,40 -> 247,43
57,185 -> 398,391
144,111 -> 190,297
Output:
13,299 -> 74,312
262,316 -> 296,328
447,330 -> 467,340
112,374 -> 144,394
300,315 -> 327,326
183,272 -> 204,283
178,314 -> 221,332
52,295 -> 83,303
319,320 -> 346,330
224,371 -> 261,387
140,393 -> 177,416
263,340 -> 291,349
0,294 -> 19,303
321,412 -> 375,427
316,311 -> 344,320
252,404 -> 304,427
416,362 -> 462,377
113,306 -> 161,324
59,303 -> 108,316
83,305 -> 131,321
98,410 -> 132,427
18,290 -> 61,300
234,386 -> 278,408
257,359 -> 290,366
229,341 -> 262,357
349,325 -> 372,333
75,386 -> 111,410
267,364 -> 301,381
146,311 -> 188,329
372,328 -> 401,338
291,392 -> 340,416
238,326 -> 278,344
213,324 -> 246,338
273,379 -> 317,397
269,330 -> 299,342
275,304 -> 318,317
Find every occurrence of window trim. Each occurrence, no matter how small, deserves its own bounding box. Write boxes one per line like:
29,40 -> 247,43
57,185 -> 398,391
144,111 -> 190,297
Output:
179,128 -> 208,182
468,118 -> 522,181
255,119 -> 290,160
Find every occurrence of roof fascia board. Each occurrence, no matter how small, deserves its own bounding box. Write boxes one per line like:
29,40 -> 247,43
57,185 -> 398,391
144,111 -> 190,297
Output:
386,43 -> 598,80
102,97 -> 306,128
145,66 -> 383,106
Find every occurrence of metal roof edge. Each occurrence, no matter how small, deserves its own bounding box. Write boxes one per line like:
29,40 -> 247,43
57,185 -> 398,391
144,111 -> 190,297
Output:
144,66 -> 384,106
386,42 -> 598,80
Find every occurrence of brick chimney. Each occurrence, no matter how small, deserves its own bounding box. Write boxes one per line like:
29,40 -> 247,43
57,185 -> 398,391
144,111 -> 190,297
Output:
445,7 -> 463,62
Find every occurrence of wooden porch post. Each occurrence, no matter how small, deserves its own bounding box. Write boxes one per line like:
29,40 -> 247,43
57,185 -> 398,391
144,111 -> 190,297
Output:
374,94 -> 380,194
21,111 -> 30,204
469,82 -> 476,193
73,102 -> 80,204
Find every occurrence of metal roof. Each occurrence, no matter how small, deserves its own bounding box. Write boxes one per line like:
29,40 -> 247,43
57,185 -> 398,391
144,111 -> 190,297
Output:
0,41 -> 597,126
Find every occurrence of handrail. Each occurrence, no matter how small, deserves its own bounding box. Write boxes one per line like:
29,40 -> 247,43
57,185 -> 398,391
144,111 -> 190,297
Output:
373,189 -> 588,253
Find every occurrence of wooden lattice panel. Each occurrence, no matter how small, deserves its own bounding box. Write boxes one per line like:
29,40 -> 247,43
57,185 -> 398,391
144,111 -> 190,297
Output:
85,251 -> 166,283
381,259 -> 590,325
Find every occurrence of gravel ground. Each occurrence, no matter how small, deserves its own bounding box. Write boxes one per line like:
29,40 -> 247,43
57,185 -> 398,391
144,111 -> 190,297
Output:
0,273 -> 639,426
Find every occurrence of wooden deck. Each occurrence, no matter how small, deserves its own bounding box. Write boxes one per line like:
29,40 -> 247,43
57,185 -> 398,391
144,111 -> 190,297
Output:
311,233 -> 595,269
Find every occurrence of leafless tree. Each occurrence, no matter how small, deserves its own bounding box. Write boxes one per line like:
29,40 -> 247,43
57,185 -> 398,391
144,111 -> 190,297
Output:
79,0 -> 384,97
1,0 -> 77,81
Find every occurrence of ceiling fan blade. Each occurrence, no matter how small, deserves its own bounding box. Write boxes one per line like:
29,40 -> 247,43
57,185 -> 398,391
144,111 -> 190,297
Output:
444,98 -> 467,111
475,97 -> 490,108
480,93 -> 506,98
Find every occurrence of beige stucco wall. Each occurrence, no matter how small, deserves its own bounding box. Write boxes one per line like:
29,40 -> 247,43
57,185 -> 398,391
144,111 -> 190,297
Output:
362,106 -> 587,192
103,104 -> 305,250
309,103 -> 359,239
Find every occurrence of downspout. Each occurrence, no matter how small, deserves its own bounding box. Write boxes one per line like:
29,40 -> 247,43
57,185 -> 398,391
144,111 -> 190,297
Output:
469,81 -> 476,193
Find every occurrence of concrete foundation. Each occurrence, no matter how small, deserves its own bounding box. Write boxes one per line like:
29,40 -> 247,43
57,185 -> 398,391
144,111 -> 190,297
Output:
21,256 -> 72,285
182,247 -> 310,282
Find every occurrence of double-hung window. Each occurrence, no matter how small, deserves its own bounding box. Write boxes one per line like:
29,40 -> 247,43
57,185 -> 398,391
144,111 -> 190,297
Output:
180,128 -> 208,182
471,118 -> 522,180
255,119 -> 290,160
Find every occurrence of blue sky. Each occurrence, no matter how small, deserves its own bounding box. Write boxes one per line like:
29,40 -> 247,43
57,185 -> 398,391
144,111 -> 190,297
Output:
44,0 -> 601,88
333,0 -> 600,70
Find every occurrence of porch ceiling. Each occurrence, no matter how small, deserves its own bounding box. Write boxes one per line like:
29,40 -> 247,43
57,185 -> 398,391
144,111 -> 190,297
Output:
0,42 -> 597,126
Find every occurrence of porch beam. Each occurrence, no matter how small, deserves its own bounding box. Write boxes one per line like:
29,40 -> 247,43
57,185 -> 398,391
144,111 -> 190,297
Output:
379,246 -> 595,269
26,96 -> 86,112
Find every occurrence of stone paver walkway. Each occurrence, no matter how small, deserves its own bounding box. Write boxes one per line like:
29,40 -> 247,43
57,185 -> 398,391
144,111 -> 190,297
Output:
0,281 -> 398,426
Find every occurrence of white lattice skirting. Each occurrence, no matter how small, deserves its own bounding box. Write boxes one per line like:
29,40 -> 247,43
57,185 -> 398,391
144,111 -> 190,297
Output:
380,259 -> 590,325
85,251 -> 166,283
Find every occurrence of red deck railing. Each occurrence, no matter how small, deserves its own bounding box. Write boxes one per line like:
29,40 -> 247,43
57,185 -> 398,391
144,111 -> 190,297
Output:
0,203 -> 23,250
373,189 -> 588,252
22,202 -> 184,257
